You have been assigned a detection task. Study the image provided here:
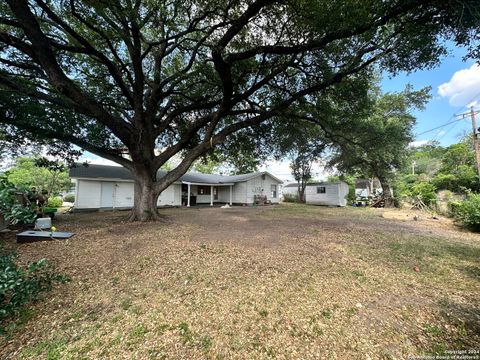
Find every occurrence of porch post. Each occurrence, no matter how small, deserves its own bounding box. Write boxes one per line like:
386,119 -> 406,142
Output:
210,185 -> 213,206
187,183 -> 191,207
229,185 -> 232,205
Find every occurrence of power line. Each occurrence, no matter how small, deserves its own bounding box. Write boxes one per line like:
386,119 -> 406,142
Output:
415,116 -> 459,136
434,119 -> 462,142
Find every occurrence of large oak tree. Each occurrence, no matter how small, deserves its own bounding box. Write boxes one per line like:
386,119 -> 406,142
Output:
0,0 -> 478,220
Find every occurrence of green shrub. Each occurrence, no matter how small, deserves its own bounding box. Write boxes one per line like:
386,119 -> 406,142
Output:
431,173 -> 457,191
63,194 -> 75,203
454,194 -> 480,231
47,197 -> 63,208
447,201 -> 462,217
0,253 -> 69,328
0,178 -> 36,225
5,204 -> 37,225
410,182 -> 437,206
282,193 -> 299,203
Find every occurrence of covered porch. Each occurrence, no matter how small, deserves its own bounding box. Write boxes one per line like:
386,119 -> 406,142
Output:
181,182 -> 234,207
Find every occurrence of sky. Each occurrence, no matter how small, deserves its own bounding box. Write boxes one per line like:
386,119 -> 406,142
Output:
81,43 -> 480,183
381,44 -> 479,148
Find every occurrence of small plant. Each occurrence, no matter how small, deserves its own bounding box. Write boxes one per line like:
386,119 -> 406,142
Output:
63,194 -> 75,203
454,194 -> 480,231
0,253 -> 69,329
4,204 -> 36,225
47,197 -> 63,208
282,193 -> 299,203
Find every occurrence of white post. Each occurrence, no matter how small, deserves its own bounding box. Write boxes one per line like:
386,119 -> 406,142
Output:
229,185 -> 232,205
187,183 -> 191,207
210,185 -> 213,206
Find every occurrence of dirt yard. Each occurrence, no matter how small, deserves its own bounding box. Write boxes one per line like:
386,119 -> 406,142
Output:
1,204 -> 479,359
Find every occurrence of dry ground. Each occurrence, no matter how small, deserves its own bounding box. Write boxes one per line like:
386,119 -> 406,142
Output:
0,203 -> 479,359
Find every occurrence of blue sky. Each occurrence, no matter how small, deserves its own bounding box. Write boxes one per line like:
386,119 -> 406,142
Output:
381,44 -> 479,147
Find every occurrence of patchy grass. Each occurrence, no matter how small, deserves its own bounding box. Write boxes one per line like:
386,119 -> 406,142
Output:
1,203 -> 479,359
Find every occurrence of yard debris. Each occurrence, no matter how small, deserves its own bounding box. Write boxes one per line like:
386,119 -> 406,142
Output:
220,204 -> 231,208
413,265 -> 421,273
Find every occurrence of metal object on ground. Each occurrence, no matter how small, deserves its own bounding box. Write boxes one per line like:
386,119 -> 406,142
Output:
35,217 -> 52,230
16,231 -> 75,243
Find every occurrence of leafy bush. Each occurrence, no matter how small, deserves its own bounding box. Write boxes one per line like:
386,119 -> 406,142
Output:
5,204 -> 36,225
432,167 -> 480,193
0,253 -> 69,326
454,194 -> 480,231
0,178 -> 36,225
431,173 -> 457,191
63,194 -> 75,203
47,197 -> 63,208
447,201 -> 461,217
410,182 -> 437,206
282,193 -> 299,203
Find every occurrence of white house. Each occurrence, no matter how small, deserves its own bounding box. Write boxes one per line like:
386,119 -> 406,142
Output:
282,181 -> 349,206
69,164 -> 283,210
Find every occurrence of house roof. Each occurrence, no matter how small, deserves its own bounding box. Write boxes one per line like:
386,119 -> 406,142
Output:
69,164 -> 283,185
284,181 -> 346,188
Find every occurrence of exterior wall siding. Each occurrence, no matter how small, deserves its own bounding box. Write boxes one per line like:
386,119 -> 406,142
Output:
114,182 -> 134,208
76,180 -> 102,208
338,182 -> 349,206
217,186 -> 232,203
74,174 -> 281,209
304,182 -> 349,206
172,184 -> 182,206
246,174 -> 280,204
305,184 -> 339,206
157,185 -> 176,206
232,181 -> 247,204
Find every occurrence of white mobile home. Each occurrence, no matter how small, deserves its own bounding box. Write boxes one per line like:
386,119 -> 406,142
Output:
305,182 -> 349,206
283,181 -> 349,206
69,164 -> 282,210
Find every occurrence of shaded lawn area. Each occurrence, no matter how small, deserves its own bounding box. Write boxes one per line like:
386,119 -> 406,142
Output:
1,203 -> 479,359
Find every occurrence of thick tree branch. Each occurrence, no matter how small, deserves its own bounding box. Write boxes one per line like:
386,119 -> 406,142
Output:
7,0 -> 134,144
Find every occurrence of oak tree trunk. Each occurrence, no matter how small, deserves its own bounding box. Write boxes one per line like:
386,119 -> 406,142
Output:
297,181 -> 306,203
128,173 -> 162,221
379,178 -> 395,208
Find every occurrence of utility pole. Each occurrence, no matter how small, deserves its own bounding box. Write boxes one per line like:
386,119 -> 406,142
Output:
470,107 -> 480,179
457,107 -> 480,180
412,160 -> 416,175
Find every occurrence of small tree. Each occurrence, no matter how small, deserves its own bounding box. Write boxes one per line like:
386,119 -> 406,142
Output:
6,157 -> 71,196
290,148 -> 322,203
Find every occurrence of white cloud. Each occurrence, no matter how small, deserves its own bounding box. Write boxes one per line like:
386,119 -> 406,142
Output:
409,140 -> 429,148
438,63 -> 480,107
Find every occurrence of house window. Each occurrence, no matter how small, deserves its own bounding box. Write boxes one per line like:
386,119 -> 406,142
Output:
317,186 -> 326,194
198,186 -> 211,195
271,184 -> 277,198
